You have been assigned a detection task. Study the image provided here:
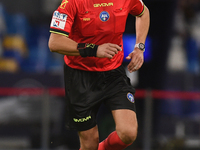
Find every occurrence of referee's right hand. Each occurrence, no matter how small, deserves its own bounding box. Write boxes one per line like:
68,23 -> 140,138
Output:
97,43 -> 122,59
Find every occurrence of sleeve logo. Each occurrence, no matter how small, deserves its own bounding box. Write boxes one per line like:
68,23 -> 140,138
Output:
60,0 -> 69,9
127,92 -> 135,103
50,11 -> 68,30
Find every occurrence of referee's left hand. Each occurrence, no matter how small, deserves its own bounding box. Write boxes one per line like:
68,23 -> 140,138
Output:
126,48 -> 144,72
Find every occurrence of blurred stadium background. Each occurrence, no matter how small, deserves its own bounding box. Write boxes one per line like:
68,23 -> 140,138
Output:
0,0 -> 200,149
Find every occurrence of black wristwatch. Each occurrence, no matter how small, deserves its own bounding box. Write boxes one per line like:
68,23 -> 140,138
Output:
135,43 -> 145,52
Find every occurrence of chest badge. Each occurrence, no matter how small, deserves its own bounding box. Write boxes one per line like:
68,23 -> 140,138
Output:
99,11 -> 110,22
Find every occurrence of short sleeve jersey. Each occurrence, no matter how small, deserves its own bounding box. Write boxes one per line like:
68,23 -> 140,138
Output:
50,0 -> 145,71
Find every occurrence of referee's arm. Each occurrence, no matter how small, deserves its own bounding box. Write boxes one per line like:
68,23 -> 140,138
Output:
48,33 -> 79,56
135,5 -> 150,45
48,33 -> 122,58
126,5 -> 150,72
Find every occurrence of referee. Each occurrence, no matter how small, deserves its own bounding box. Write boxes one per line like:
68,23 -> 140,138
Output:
48,0 -> 150,149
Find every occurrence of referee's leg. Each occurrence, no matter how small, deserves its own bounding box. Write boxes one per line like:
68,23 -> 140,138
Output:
78,125 -> 99,150
98,109 -> 137,150
112,109 -> 138,144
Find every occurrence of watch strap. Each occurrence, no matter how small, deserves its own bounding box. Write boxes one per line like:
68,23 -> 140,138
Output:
135,43 -> 145,51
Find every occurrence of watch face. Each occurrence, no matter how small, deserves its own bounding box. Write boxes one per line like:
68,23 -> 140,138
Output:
139,43 -> 145,50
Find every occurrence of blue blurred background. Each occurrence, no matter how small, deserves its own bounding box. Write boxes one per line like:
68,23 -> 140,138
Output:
0,0 -> 200,150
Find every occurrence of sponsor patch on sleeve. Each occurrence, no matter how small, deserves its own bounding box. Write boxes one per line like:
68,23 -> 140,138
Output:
50,11 -> 67,30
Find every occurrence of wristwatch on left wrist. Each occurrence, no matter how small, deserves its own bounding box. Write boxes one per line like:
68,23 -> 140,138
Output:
135,43 -> 145,52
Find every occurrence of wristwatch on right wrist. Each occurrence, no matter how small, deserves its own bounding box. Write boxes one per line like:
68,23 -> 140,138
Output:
135,43 -> 145,52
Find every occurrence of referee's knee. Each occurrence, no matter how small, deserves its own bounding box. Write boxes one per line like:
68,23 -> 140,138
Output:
117,125 -> 138,144
81,137 -> 99,150
79,126 -> 99,150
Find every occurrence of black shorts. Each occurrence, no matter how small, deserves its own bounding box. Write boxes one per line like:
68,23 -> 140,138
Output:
64,64 -> 136,131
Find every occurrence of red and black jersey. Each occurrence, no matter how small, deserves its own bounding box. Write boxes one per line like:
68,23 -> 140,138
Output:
50,0 -> 145,71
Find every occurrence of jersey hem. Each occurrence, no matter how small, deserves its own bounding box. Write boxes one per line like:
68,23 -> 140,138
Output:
64,57 -> 123,72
